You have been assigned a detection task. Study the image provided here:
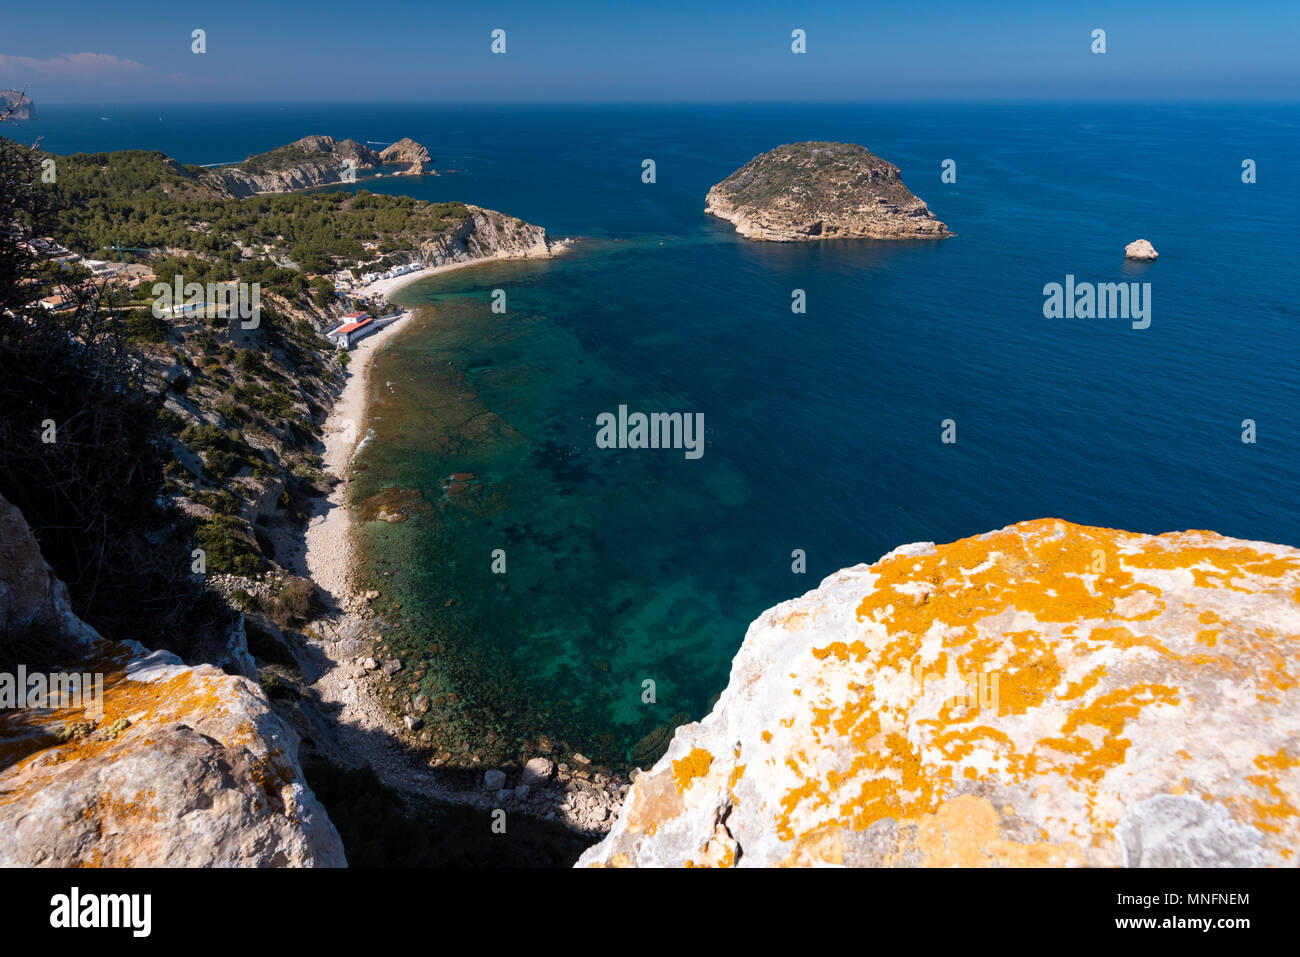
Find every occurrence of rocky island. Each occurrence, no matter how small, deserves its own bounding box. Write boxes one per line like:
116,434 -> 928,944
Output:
1125,238 -> 1159,261
705,141 -> 950,242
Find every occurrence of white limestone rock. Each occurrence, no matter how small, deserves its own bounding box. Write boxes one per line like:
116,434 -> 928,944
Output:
580,519 -> 1300,867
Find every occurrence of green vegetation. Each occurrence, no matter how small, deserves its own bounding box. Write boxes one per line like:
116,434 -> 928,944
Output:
195,515 -> 261,576
45,148 -> 469,285
716,141 -> 899,209
125,311 -> 168,343
258,576 -> 317,628
180,422 -> 262,480
237,142 -> 324,174
0,135 -> 204,645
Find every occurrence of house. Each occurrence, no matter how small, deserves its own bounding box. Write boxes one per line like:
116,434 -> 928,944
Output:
82,259 -> 123,279
325,311 -> 371,345
38,294 -> 76,312
334,317 -> 374,349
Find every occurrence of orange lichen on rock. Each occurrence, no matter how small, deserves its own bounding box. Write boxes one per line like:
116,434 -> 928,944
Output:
671,748 -> 714,793
579,519 -> 1300,868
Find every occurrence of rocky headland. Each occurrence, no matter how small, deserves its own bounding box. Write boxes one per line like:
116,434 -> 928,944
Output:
202,134 -> 434,198
705,141 -> 950,242
581,518 -> 1300,867
0,90 -> 35,121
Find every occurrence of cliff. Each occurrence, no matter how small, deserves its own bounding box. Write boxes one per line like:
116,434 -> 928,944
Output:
580,518 -> 1300,867
201,134 -> 431,198
0,90 -> 35,121
418,204 -> 554,265
0,492 -> 346,867
705,141 -> 950,242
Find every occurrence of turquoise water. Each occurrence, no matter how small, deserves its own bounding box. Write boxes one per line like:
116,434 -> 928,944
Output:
23,102 -> 1300,766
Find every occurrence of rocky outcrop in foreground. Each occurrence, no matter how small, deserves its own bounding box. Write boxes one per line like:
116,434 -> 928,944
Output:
580,518 -> 1300,867
705,141 -> 950,242
0,494 -> 345,867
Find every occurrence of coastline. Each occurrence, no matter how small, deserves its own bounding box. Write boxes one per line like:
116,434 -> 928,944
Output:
305,241 -> 572,607
296,239 -> 626,834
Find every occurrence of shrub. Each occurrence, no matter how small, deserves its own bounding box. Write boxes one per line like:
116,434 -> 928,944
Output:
261,576 -> 316,628
195,516 -> 261,576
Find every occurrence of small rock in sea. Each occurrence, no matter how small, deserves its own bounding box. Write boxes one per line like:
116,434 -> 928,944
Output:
403,714 -> 423,731
360,657 -> 379,671
629,767 -> 642,782
444,597 -> 457,607
412,694 -> 430,714
1124,238 -> 1158,260
520,756 -> 554,788
382,659 -> 402,675
514,785 -> 530,801
363,589 -> 380,601
571,752 -> 591,766
484,769 -> 507,790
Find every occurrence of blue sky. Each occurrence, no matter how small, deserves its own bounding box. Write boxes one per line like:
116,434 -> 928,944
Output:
3,0 -> 1298,103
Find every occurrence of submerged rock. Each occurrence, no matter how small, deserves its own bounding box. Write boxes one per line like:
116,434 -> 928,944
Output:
580,518 -> 1300,867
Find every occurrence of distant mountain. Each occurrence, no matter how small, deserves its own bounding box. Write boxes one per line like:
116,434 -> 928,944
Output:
0,90 -> 36,121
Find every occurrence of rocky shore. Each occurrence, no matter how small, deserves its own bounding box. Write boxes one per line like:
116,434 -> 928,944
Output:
286,236 -> 629,836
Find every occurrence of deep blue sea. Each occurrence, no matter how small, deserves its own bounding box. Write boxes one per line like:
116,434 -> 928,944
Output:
18,102 -> 1300,764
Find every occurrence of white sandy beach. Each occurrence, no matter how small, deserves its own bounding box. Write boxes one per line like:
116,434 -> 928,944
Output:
304,243 -> 568,609
296,242 -> 618,820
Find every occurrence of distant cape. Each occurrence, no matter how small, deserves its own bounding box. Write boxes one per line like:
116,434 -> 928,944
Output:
0,90 -> 36,121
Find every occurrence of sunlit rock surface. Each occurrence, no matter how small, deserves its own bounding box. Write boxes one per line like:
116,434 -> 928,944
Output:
580,519 -> 1299,867
0,493 -> 345,867
1125,238 -> 1159,260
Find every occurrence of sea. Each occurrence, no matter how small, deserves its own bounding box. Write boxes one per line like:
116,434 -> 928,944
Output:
15,101 -> 1300,767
